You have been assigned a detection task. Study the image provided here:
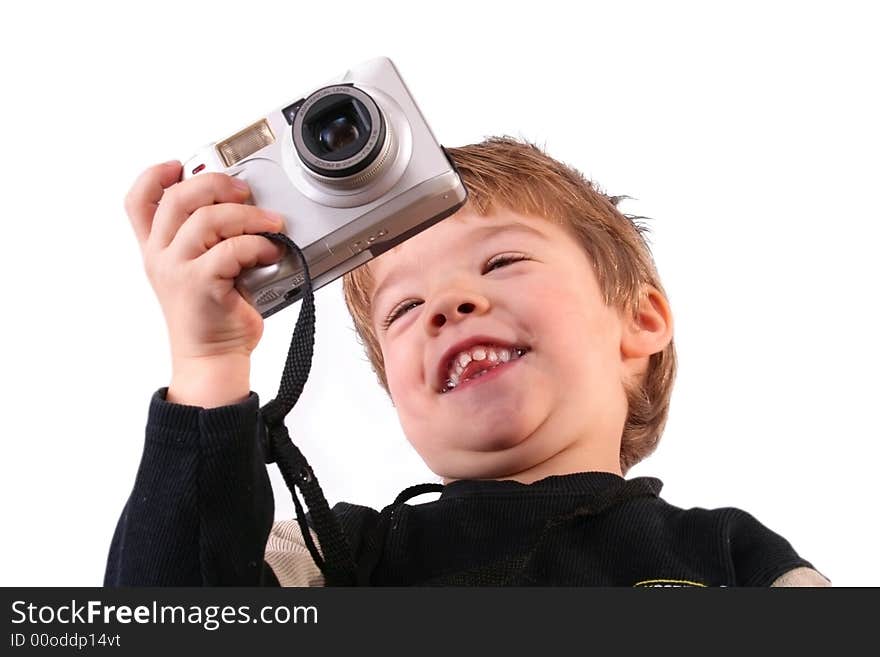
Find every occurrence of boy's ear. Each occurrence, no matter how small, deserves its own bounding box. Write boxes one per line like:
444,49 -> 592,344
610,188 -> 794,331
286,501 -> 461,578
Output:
620,285 -> 673,361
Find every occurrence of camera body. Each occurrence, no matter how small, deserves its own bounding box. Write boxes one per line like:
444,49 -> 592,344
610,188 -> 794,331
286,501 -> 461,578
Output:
182,57 -> 467,318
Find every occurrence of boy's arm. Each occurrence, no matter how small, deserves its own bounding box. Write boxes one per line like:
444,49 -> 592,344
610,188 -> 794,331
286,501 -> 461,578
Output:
103,387 -> 277,586
108,161 -> 295,585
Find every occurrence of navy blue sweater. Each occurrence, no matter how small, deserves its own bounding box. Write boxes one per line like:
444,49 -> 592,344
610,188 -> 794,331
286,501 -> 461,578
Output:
104,388 -> 816,586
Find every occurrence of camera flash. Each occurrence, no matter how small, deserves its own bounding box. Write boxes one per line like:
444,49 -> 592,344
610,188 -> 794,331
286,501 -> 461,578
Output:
217,119 -> 275,167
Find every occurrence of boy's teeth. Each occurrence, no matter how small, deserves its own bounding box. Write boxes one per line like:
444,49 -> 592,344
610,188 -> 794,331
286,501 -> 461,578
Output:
443,346 -> 528,393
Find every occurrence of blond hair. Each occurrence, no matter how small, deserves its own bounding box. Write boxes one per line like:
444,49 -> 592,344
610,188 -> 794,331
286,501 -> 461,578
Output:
342,136 -> 676,474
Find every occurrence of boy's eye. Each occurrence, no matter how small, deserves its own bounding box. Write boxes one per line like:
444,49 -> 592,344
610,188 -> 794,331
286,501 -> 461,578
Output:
379,253 -> 529,330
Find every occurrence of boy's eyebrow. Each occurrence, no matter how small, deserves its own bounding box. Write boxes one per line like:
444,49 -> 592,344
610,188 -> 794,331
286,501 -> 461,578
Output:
372,222 -> 549,308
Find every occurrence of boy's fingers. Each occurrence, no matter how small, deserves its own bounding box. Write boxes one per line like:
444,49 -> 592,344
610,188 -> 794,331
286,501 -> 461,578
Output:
123,161 -> 182,248
196,234 -> 286,283
170,204 -> 285,261
149,173 -> 251,251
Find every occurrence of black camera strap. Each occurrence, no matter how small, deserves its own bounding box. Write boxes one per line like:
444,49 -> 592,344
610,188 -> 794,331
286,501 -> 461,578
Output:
254,231 -> 357,586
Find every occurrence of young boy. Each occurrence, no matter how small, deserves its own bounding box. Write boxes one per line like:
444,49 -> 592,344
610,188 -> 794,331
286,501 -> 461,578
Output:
105,137 -> 829,587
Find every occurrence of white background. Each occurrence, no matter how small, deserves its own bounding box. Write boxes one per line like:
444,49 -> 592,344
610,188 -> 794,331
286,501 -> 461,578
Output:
2,0 -> 877,587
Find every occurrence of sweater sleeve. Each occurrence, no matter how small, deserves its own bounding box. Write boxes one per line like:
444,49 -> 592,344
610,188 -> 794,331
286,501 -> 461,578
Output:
722,508 -> 825,586
103,387 -> 277,586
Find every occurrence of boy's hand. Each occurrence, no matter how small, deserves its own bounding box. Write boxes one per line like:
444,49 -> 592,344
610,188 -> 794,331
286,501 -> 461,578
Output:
124,161 -> 286,406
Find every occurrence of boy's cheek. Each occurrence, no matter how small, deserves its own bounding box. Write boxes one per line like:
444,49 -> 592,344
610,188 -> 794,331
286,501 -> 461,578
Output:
384,364 -> 411,402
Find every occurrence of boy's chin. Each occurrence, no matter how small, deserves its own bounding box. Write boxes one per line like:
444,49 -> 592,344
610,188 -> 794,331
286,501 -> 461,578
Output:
423,432 -> 536,476
469,428 -> 531,453
434,415 -> 534,452
434,453 -> 536,483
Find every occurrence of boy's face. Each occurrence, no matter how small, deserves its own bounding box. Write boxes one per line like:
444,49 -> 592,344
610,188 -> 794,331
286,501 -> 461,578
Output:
368,207 -> 638,483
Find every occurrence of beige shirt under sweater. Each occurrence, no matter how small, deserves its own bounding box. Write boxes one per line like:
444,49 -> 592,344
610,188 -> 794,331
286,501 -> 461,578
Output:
263,520 -> 831,588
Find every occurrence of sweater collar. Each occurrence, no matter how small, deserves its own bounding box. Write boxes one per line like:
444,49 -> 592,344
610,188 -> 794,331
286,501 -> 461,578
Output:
439,470 -> 663,501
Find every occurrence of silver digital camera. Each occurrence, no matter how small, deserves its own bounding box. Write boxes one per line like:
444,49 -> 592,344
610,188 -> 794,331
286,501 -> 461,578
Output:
182,56 -> 467,318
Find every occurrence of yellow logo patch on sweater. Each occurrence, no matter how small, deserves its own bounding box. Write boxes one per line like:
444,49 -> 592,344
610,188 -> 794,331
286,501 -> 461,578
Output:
633,579 -> 708,587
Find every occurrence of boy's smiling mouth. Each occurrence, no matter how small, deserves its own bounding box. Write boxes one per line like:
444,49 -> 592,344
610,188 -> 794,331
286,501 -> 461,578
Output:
439,348 -> 530,395
436,337 -> 531,394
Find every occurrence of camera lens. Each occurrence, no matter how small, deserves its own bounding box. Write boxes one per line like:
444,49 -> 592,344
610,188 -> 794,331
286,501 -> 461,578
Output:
293,85 -> 387,180
318,116 -> 359,153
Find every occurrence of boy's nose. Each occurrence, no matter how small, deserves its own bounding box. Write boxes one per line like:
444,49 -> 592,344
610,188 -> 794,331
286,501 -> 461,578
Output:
431,301 -> 476,328
425,288 -> 491,330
